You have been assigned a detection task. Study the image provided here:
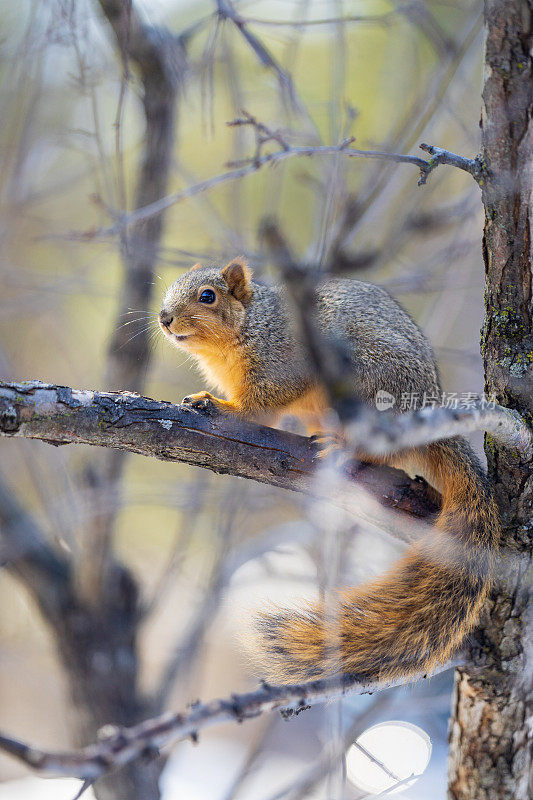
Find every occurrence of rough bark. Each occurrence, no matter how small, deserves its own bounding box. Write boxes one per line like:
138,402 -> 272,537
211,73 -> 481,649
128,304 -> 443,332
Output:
0,381 -> 442,531
447,2 -> 533,799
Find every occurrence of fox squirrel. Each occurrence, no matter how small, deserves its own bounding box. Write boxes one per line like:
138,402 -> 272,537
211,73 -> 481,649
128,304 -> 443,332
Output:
159,258 -> 500,683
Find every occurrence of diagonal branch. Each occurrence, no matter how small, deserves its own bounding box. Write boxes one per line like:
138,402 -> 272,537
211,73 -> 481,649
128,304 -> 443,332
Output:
0,477 -> 70,622
0,663 -> 455,782
215,0 -> 298,107
97,0 -> 184,393
1,380 -> 531,556
1,381 -> 530,477
0,382 -> 436,535
0,381 -> 440,555
59,138 -> 482,242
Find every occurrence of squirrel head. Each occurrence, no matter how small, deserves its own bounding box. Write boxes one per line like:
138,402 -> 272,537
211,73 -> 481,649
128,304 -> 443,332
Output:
159,258 -> 253,352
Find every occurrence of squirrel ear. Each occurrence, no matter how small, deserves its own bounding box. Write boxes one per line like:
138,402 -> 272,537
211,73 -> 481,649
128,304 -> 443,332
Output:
189,262 -> 203,271
221,258 -> 253,304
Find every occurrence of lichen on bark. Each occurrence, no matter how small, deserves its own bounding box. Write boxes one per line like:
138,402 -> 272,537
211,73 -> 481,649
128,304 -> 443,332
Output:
447,2 -> 533,799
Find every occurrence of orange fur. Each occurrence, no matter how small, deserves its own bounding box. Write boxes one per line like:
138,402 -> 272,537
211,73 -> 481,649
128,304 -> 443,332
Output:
277,385 -> 331,433
160,261 -> 500,684
192,339 -> 248,409
257,439 -> 499,683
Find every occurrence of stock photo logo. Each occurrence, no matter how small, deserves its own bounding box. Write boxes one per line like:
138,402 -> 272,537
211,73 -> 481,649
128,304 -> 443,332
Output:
375,390 -> 396,411
376,390 -> 498,413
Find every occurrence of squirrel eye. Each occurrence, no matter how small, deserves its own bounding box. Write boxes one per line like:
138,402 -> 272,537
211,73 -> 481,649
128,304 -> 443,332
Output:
198,289 -> 216,304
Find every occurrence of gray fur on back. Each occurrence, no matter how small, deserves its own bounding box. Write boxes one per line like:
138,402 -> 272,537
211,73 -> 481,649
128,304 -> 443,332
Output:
163,268 -> 441,410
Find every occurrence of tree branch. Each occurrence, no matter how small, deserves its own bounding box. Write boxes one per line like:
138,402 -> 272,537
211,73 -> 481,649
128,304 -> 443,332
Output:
59,135 -> 482,242
242,12 -> 395,28
419,142 -> 484,184
344,399 -> 533,459
0,381 -> 434,535
0,380 -> 529,485
0,381 -> 439,553
0,664 -> 455,781
0,477 -> 70,622
215,0 -> 298,107
1,380 -> 530,561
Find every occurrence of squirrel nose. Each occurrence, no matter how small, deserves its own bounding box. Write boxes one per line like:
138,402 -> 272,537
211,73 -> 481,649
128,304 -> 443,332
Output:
159,310 -> 174,327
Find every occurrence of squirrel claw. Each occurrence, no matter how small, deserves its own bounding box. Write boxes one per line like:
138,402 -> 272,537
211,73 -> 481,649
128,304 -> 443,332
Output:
310,432 -> 347,466
181,392 -> 219,414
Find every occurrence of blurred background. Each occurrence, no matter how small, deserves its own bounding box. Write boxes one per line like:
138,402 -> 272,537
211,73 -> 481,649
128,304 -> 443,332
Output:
0,0 -> 487,798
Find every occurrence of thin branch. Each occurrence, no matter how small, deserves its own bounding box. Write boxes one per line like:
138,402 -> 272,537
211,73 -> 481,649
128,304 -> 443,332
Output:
155,501 -> 238,709
71,0 -> 184,603
360,771 -> 422,799
220,715 -> 277,800
0,475 -> 70,621
264,693 -> 393,800
324,9 -> 483,262
56,134 -> 481,242
419,142 -> 484,184
215,0 -> 298,107
2,380 -> 531,567
398,2 -> 456,57
242,13 -> 396,28
71,780 -> 94,800
140,474 -> 207,619
259,218 -> 356,409
0,665 -> 454,781
344,399 -> 533,460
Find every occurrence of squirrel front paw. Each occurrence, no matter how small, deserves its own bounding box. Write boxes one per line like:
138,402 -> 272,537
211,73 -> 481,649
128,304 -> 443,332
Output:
310,432 -> 347,466
181,391 -> 220,414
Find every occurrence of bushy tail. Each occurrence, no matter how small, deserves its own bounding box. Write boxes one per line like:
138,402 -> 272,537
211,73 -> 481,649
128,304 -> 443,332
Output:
256,437 -> 500,683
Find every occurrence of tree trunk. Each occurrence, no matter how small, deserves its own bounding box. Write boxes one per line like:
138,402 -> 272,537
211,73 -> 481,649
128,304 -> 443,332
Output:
55,565 -> 162,800
447,2 -> 532,799
61,3 -> 182,798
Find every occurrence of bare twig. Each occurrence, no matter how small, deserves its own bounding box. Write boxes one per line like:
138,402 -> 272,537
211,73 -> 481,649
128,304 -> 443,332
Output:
263,693 -> 393,800
220,715 -> 277,800
344,400 -> 533,460
141,475 -> 207,619
419,142 -> 484,184
215,0 -> 298,107
0,665 -> 454,782
155,499 -> 238,709
71,780 -> 94,800
228,110 -> 290,165
322,8 -> 483,267
259,218 -> 358,410
398,2 -> 456,57
242,13 -> 396,28
226,125 -> 477,188
56,133 -> 481,242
